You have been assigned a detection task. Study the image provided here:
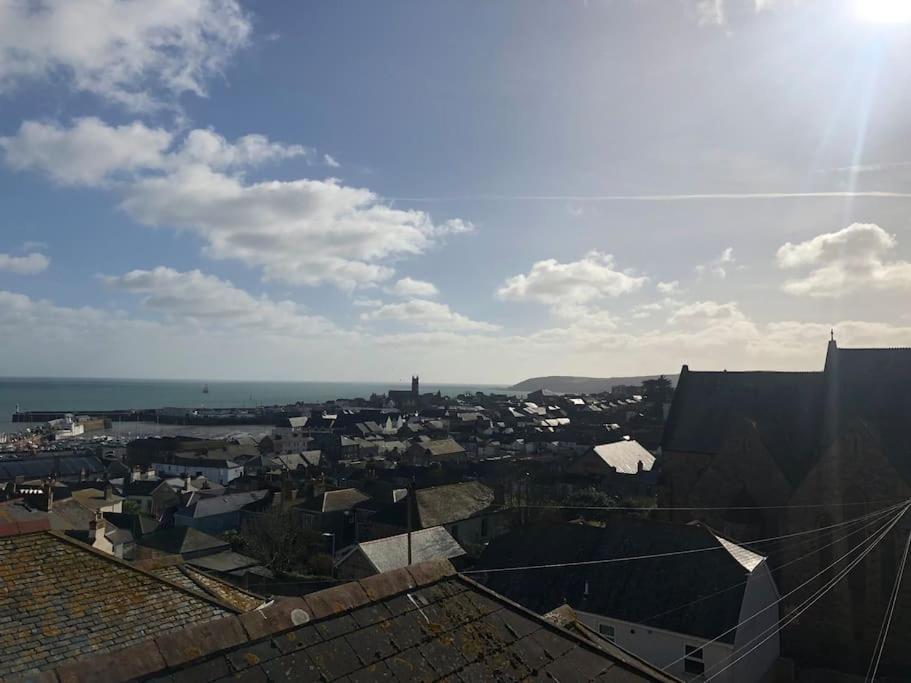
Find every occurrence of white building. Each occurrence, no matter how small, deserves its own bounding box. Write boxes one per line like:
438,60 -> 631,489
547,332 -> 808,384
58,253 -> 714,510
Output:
151,456 -> 243,486
477,519 -> 780,683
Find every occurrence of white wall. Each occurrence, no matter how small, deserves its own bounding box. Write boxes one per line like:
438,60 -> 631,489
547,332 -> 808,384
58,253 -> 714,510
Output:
575,610 -> 734,682
730,560 -> 781,683
152,461 -> 242,486
575,560 -> 780,683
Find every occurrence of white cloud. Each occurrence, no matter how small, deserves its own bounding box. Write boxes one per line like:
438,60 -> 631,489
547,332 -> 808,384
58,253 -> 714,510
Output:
361,298 -> 499,332
497,251 -> 646,307
0,0 -> 251,110
668,300 -> 748,325
385,277 -> 439,298
101,267 -> 337,336
323,154 -> 340,168
21,240 -> 48,252
352,297 -> 382,308
632,302 -> 664,319
0,252 -> 49,275
695,247 -> 735,279
175,129 -> 310,169
777,223 -> 911,297
2,118 -> 473,290
657,280 -> 680,294
0,118 -> 172,185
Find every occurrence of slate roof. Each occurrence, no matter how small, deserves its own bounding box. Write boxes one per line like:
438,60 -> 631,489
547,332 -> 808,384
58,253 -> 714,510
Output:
121,479 -> 166,497
137,526 -> 230,557
151,564 -> 265,612
590,440 -> 655,474
0,454 -> 103,482
417,481 -> 495,528
369,481 -> 497,530
661,369 -> 824,485
297,488 -> 371,514
822,344 -> 911,481
187,550 -> 264,574
352,526 -> 466,574
0,530 -> 235,678
662,344 -> 911,486
45,560 -> 677,682
414,437 -> 466,457
177,490 -> 270,518
474,520 -> 767,644
103,511 -> 160,537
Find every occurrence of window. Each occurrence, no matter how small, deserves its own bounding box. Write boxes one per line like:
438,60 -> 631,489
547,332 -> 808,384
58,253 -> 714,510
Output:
684,645 -> 704,676
599,623 -> 615,642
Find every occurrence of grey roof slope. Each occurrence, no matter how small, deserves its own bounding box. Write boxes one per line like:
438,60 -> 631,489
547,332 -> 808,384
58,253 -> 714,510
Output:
0,454 -> 103,482
354,526 -> 466,573
178,490 -> 270,518
822,344 -> 911,481
367,481 -> 497,530
0,530 -> 235,678
591,440 -> 655,474
661,369 -> 823,484
415,437 -> 466,457
297,488 -> 371,513
417,481 -> 494,527
46,560 -> 679,682
137,526 -> 229,556
474,519 -> 766,644
662,344 -> 911,486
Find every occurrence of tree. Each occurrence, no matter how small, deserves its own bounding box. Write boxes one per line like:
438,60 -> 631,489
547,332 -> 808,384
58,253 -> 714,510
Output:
238,507 -> 321,575
641,375 -> 673,404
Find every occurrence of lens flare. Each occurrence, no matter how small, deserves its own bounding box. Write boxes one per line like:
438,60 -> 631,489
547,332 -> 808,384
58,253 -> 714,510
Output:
856,0 -> 911,23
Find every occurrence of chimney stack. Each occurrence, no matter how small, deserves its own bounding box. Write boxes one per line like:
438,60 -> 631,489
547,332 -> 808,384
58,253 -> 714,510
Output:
45,478 -> 55,512
89,511 -> 105,547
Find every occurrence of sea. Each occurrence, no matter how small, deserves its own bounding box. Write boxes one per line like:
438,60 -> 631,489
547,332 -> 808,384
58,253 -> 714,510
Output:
0,377 -> 509,435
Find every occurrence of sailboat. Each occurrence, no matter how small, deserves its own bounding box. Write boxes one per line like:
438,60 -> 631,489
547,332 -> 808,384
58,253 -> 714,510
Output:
202,384 -> 209,394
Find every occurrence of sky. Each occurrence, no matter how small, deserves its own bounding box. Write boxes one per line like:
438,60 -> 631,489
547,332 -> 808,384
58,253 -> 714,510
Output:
1,0 -> 911,383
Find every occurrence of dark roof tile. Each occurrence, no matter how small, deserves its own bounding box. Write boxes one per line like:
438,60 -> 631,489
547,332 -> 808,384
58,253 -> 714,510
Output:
154,616 -> 247,669
38,560 -> 677,682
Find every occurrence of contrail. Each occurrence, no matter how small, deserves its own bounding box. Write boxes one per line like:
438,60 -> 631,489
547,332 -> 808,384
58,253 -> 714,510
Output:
388,191 -> 911,202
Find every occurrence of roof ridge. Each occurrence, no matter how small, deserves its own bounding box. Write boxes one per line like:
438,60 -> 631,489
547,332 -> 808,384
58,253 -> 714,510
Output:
46,530 -> 241,614
47,559 -> 456,682
455,572 -> 678,682
356,525 -> 442,547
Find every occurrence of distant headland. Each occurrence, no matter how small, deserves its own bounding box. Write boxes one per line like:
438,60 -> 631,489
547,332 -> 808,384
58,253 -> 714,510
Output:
509,374 -> 678,394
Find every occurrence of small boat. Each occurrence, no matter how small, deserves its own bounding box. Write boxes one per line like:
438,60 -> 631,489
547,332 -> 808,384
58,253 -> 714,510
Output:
202,384 -> 209,394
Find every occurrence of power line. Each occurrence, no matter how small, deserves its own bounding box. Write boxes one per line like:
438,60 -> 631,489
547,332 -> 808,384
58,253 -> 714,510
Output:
638,504 -> 902,627
701,505 -> 909,681
512,499 -> 903,513
866,528 -> 911,682
660,503 -> 910,674
464,500 -> 910,575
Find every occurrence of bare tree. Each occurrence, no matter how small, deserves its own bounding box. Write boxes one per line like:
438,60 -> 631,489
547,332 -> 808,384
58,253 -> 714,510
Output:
238,507 -> 320,575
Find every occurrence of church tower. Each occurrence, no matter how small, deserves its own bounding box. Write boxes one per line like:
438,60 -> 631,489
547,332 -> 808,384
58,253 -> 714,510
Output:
411,375 -> 419,398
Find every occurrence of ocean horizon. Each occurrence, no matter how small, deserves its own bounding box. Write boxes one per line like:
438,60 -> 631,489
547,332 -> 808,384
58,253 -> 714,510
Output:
0,376 -> 510,435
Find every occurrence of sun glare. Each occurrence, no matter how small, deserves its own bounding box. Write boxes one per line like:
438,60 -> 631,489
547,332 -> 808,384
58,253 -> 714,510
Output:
856,0 -> 911,23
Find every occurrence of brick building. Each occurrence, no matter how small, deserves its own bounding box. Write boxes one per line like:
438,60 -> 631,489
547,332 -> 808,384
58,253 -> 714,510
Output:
659,338 -> 911,676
